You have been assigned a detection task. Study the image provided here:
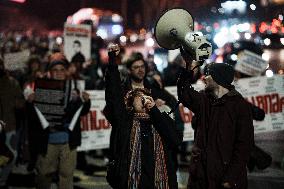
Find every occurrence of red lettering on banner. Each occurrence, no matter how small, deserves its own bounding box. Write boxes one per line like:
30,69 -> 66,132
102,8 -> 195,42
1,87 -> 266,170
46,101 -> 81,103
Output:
81,110 -> 110,131
81,115 -> 88,131
179,105 -> 193,123
90,111 -> 97,130
256,96 -> 266,113
280,97 -> 284,112
271,93 -> 279,113
247,93 -> 283,114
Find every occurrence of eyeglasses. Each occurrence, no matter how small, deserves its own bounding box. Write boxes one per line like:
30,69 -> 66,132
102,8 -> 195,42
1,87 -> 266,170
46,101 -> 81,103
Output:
51,68 -> 66,72
131,65 -> 145,70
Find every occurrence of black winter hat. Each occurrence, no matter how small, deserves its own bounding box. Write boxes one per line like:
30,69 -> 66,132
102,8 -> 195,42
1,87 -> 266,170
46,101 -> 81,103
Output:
207,63 -> 235,89
48,60 -> 69,70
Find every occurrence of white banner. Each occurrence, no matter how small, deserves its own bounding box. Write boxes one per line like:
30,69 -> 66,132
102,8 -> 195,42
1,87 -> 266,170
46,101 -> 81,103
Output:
78,75 -> 284,151
64,23 -> 91,63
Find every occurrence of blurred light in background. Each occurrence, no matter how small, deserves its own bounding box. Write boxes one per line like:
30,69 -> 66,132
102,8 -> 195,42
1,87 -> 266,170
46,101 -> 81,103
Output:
56,37 -> 63,45
279,14 -> 283,21
280,38 -> 284,45
119,35 -> 127,43
145,38 -> 155,47
249,4 -> 256,11
266,69 -> 274,77
130,34 -> 138,43
111,25 -> 123,35
264,38 -> 271,46
262,52 -> 270,61
221,0 -> 247,14
112,14 -> 123,22
244,33 -> 251,40
10,0 -> 25,3
96,28 -> 108,39
230,54 -> 238,61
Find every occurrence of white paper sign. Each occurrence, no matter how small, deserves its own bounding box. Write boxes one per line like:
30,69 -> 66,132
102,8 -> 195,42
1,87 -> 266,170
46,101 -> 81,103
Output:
64,23 -> 91,63
235,50 -> 268,76
4,50 -> 30,71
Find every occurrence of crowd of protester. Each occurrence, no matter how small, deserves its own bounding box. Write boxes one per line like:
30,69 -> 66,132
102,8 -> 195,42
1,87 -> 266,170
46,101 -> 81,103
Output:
0,30 -> 190,188
0,30 -> 283,188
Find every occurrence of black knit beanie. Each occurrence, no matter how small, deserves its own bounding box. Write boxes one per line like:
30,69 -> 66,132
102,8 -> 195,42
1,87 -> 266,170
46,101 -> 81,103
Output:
207,63 -> 234,89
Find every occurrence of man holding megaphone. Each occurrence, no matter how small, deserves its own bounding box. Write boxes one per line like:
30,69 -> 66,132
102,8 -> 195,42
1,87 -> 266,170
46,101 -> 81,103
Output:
155,8 -> 254,189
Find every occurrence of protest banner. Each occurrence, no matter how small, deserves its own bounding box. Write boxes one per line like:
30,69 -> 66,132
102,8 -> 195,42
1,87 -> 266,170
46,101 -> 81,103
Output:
34,79 -> 71,129
78,75 -> 284,150
3,50 -> 30,71
64,23 -> 91,63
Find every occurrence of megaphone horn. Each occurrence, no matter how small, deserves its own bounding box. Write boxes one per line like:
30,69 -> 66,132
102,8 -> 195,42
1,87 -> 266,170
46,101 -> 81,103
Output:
154,8 -> 212,61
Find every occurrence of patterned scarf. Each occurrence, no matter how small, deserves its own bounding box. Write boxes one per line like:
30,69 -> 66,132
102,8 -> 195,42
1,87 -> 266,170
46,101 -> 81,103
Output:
128,113 -> 169,189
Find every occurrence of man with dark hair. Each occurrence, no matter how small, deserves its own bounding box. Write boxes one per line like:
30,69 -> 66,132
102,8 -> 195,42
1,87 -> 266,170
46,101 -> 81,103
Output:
177,61 -> 254,189
71,40 -> 86,64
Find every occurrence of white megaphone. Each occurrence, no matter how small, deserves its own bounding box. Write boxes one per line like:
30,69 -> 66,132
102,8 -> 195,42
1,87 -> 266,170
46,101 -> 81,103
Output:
154,8 -> 212,62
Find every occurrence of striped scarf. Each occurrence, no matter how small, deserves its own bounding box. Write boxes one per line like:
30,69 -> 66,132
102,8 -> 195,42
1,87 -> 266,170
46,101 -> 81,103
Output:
128,113 -> 169,189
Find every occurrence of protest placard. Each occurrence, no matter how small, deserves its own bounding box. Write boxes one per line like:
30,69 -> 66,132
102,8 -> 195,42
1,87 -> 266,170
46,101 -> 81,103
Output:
64,23 -> 91,63
4,50 -> 30,71
34,79 -> 71,128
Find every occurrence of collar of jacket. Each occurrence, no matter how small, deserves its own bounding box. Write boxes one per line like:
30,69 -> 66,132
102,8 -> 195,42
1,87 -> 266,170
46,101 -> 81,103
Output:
212,88 -> 242,106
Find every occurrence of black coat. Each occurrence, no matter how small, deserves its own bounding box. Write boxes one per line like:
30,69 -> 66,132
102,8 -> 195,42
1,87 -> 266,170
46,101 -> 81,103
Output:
104,53 -> 183,189
27,95 -> 90,158
178,73 -> 254,189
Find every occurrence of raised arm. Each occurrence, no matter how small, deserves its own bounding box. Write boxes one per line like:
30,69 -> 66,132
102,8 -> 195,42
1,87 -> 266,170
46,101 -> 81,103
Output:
104,45 -> 128,127
177,67 -> 206,114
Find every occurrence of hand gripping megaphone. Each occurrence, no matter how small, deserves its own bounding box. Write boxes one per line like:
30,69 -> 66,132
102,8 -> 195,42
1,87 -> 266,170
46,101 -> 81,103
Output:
154,8 -> 212,62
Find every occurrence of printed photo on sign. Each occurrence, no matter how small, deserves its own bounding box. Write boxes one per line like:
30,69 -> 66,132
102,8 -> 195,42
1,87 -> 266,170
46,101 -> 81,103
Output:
64,23 -> 91,64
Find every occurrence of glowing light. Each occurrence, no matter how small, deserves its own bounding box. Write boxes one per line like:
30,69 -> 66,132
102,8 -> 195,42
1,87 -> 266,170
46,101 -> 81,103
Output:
214,32 -> 227,48
145,38 -> 155,47
238,23 -> 250,32
221,27 -> 229,34
250,4 -> 256,10
280,38 -> 284,45
221,0 -> 247,14
10,0 -> 25,3
279,14 -> 283,21
244,33 -> 251,40
263,38 -> 271,46
231,54 -> 238,61
266,70 -> 274,77
262,53 -> 270,61
96,28 -> 108,39
112,14 -> 122,22
119,36 -> 127,43
130,34 -> 138,42
56,37 -> 63,45
111,25 -> 123,35
154,56 -> 163,65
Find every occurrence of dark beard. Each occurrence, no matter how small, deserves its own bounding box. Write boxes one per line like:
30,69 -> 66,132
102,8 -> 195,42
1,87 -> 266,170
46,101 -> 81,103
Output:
205,86 -> 217,99
131,75 -> 143,83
